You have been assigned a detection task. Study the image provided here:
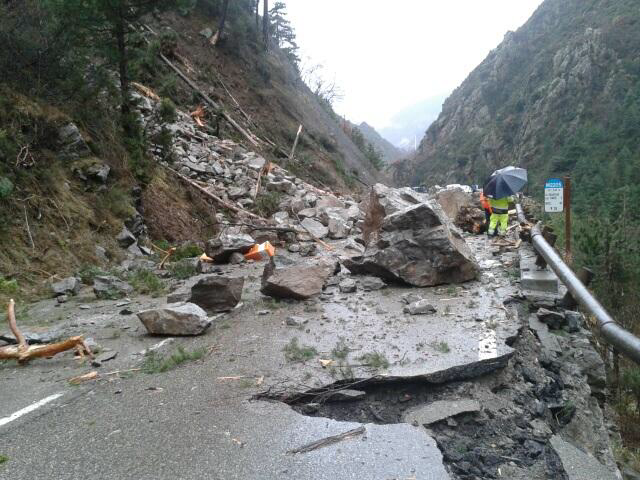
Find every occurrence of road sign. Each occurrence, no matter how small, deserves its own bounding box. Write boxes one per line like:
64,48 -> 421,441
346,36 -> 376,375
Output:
545,178 -> 564,212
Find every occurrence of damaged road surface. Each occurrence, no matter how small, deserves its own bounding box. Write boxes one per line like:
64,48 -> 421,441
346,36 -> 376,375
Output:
0,189 -> 619,480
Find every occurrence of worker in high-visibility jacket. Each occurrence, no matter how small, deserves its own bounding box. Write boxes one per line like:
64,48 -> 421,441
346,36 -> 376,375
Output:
488,196 -> 512,236
480,191 -> 492,233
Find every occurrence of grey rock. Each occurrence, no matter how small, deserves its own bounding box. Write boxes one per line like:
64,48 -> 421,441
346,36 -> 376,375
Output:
623,468 -> 640,480
125,211 -> 146,238
206,233 -> 255,263
564,311 -> 583,333
287,243 -> 301,253
58,122 -> 91,158
345,185 -> 479,287
298,207 -> 316,219
117,226 -> 137,248
273,211 -> 290,225
402,399 -> 480,426
95,245 -> 109,262
286,316 -> 304,326
51,277 -> 81,297
299,243 -> 317,257
137,303 -> 212,336
404,300 -> 437,315
550,435 -> 618,480
56,294 -> 68,304
328,215 -> 350,239
261,257 -> 338,300
401,293 -> 423,305
244,153 -> 266,170
537,308 -> 566,329
360,276 -> 386,291
227,186 -> 248,200
229,252 -> 245,264
316,195 -> 345,209
301,218 -> 328,239
529,315 -> 562,354
93,276 -> 133,299
189,275 -> 244,313
339,278 -> 357,293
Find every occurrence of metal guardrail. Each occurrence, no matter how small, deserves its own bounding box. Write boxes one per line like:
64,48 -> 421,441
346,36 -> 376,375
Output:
517,204 -> 640,364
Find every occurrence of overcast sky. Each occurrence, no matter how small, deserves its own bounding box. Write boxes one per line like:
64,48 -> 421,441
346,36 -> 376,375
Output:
283,0 -> 544,130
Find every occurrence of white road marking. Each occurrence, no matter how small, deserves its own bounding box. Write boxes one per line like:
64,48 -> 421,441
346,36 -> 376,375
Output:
0,392 -> 64,427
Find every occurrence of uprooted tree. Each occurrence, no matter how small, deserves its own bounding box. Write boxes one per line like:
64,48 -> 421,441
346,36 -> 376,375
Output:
0,300 -> 93,364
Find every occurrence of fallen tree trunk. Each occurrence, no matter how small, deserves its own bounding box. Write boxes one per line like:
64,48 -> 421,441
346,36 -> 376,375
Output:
0,299 -> 93,364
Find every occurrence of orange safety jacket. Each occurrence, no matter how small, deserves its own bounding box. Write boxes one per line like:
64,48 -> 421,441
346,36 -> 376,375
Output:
480,193 -> 492,213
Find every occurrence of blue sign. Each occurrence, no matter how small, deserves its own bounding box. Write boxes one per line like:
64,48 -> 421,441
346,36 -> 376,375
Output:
545,178 -> 564,212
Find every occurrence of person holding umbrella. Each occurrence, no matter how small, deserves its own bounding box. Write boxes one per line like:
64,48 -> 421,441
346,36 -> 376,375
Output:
483,167 -> 528,237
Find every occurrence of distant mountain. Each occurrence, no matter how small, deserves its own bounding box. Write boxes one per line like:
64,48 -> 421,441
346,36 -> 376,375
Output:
401,0 -> 640,204
357,122 -> 403,163
380,96 -> 446,151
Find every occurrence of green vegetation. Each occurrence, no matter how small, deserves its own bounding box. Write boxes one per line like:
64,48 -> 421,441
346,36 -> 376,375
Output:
167,261 -> 197,280
142,346 -> 206,374
253,191 -> 282,218
331,338 -> 350,360
358,351 -> 389,370
0,455 -> 7,465
128,269 -> 166,297
430,341 -> 451,354
283,338 -> 317,363
78,265 -> 108,285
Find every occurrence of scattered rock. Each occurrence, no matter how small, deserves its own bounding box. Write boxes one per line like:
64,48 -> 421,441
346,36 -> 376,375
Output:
360,276 -> 386,291
137,303 -> 212,336
51,277 -> 81,297
93,276 -> 133,299
550,435 -> 618,480
301,218 -> 328,239
261,257 -> 337,300
229,252 -> 245,264
404,300 -> 437,315
286,316 -> 305,326
564,311 -> 583,333
58,122 -> 91,158
402,399 -> 480,426
339,278 -> 357,293
401,293 -> 423,305
56,294 -> 68,304
299,243 -> 317,257
116,226 -> 137,249
537,308 -> 566,329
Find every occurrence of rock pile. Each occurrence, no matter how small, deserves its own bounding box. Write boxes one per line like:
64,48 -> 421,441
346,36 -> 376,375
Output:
346,184 -> 479,287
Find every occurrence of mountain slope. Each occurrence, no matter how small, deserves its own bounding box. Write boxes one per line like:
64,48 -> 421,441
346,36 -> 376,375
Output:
357,122 -> 402,163
401,0 -> 640,208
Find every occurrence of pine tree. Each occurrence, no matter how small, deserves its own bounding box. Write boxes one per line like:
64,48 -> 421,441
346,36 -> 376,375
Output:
269,1 -> 299,64
44,0 -> 178,136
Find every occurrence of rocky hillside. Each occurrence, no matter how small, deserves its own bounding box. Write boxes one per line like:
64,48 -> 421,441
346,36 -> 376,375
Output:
401,0 -> 640,205
357,122 -> 403,163
0,1 -> 380,302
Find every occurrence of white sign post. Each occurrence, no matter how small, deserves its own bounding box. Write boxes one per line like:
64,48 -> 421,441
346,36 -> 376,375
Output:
545,178 -> 564,213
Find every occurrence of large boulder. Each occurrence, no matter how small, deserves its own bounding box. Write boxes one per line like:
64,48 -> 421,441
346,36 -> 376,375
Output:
434,188 -> 485,234
188,275 -> 245,313
261,257 -> 338,300
137,303 -> 211,336
346,184 -> 479,287
205,233 -> 255,263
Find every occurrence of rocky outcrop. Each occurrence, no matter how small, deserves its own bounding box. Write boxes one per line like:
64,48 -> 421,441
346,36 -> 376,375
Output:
93,276 -> 133,299
346,184 -> 479,287
137,303 -> 212,336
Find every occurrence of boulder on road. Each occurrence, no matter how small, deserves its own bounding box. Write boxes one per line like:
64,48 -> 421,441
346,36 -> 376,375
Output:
346,185 -> 479,287
137,302 -> 211,336
261,257 -> 338,300
189,275 -> 244,313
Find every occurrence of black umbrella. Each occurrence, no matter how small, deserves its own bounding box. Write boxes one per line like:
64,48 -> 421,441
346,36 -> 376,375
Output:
483,166 -> 528,198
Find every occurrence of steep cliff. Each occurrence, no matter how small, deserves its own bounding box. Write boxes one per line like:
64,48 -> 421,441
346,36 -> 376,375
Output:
403,0 -> 640,207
